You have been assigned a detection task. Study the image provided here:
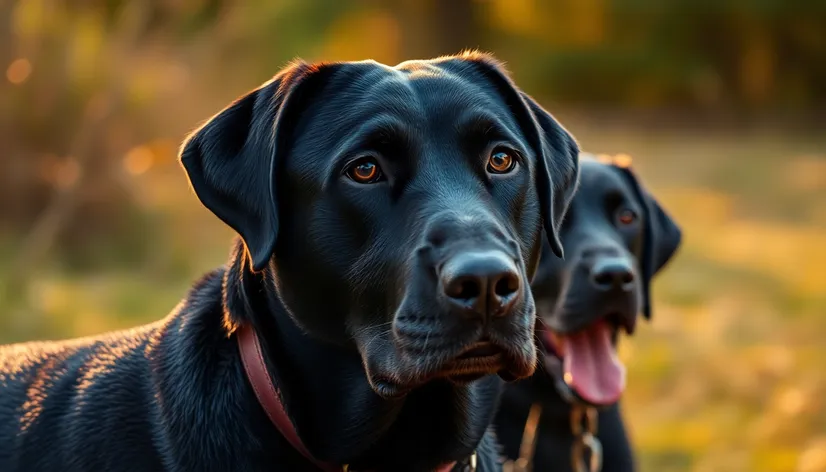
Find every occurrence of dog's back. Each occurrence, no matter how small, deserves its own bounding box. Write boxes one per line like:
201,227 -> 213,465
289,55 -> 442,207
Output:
0,324 -> 162,469
0,270 -> 244,472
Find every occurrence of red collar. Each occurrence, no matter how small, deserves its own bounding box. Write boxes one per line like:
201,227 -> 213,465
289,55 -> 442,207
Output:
236,324 -> 466,472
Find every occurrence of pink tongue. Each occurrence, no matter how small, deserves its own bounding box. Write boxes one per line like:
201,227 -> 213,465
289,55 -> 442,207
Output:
562,322 -> 626,405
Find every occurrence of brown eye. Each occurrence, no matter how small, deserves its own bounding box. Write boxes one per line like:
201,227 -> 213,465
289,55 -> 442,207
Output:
617,209 -> 637,225
487,149 -> 516,174
346,158 -> 383,184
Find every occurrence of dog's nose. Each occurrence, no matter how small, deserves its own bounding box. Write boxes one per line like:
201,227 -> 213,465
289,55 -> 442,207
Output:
441,251 -> 521,318
590,257 -> 635,291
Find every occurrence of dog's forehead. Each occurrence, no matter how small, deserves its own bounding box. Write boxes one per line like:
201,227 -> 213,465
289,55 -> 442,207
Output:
577,160 -> 636,202
319,59 -> 517,131
288,59 -> 527,179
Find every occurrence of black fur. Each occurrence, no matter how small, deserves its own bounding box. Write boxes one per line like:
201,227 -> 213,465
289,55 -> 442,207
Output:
0,52 -> 579,471
494,157 -> 681,471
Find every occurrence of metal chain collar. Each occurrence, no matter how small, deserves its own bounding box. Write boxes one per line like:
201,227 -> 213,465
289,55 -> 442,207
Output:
569,404 -> 603,472
546,345 -> 604,472
502,402 -> 602,472
503,403 -> 543,472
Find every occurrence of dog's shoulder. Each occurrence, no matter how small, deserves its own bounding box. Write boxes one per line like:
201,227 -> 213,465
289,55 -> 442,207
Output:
0,319 -> 162,467
0,268 -> 230,467
0,323 -> 155,385
0,268 -> 225,373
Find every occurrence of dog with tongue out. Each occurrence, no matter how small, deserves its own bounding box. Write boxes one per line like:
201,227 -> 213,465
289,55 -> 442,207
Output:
494,154 -> 682,472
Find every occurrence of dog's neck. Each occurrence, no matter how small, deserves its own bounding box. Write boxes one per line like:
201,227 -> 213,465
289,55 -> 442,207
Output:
222,242 -> 500,470
498,376 -> 633,472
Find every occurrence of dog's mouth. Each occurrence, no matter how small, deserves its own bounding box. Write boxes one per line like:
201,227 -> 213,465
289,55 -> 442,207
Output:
363,303 -> 538,398
457,341 -> 501,360
368,338 -> 517,397
541,314 -> 629,406
439,340 -> 506,384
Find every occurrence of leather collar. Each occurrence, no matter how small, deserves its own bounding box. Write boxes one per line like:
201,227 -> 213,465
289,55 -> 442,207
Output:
236,323 -> 470,471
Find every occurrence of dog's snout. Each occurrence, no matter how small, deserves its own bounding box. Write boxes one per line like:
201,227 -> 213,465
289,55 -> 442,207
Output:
589,257 -> 635,292
422,211 -> 515,253
441,251 -> 521,318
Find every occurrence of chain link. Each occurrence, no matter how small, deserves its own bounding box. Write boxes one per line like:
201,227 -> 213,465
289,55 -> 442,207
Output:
503,403 -> 543,472
570,405 -> 602,472
503,402 -> 602,472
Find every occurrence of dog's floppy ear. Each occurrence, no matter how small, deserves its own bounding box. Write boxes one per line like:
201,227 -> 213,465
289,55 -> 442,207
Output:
519,94 -> 580,259
616,164 -> 682,319
179,61 -> 332,271
451,53 -> 579,259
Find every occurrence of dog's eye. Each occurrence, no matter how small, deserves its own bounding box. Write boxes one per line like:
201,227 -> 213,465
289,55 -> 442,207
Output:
617,208 -> 637,226
487,149 -> 517,174
345,157 -> 384,184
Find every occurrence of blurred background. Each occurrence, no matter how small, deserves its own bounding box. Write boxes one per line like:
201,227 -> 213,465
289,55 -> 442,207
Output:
1,1 -> 825,470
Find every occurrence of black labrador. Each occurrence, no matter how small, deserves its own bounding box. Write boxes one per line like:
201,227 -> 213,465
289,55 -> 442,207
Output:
494,155 -> 682,472
0,52 -> 580,471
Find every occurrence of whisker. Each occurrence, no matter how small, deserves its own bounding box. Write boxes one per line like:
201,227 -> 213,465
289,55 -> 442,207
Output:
362,327 -> 393,351
351,320 -> 393,340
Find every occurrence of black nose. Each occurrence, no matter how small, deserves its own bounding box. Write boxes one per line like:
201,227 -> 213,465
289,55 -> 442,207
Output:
441,251 -> 521,318
590,257 -> 635,291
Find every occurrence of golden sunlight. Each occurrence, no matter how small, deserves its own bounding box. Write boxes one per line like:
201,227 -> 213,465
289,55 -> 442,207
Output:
123,146 -> 154,176
6,58 -> 32,85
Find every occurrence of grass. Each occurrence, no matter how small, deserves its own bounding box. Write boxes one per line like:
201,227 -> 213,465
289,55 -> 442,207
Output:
2,122 -> 825,472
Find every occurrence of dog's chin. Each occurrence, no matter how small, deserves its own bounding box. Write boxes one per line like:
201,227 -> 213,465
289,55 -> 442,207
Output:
438,340 -> 536,385
359,335 -> 536,399
365,373 -> 414,400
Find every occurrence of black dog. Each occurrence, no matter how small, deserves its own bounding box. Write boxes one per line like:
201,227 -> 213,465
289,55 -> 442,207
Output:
0,52 -> 580,471
494,155 -> 681,471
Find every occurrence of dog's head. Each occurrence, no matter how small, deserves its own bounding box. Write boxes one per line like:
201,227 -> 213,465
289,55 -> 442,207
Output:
179,53 -> 579,398
532,154 -> 681,406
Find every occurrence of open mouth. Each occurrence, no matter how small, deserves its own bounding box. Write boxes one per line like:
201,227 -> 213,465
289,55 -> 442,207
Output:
441,340 -> 505,383
541,316 -> 627,406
